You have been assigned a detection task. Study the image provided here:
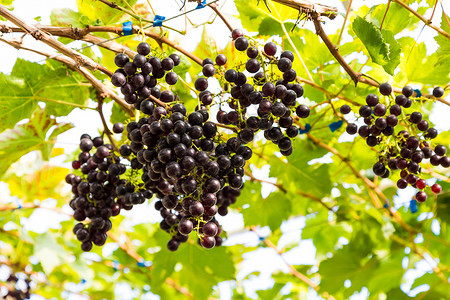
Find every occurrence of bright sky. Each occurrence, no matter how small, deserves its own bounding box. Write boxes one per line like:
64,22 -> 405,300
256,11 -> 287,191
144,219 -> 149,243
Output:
0,0 -> 449,299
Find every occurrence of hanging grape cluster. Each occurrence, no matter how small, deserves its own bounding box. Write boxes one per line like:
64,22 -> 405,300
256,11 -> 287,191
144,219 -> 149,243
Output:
343,84 -> 447,202
1,269 -> 32,300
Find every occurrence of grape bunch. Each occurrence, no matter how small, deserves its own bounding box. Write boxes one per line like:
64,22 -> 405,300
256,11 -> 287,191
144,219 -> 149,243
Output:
343,84 -> 448,202
1,269 -> 31,300
195,28 -> 308,156
66,134 -> 152,251
110,41 -> 181,107
119,101 -> 250,250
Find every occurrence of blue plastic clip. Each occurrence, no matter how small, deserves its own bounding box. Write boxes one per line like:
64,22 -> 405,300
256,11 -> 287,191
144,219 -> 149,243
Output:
113,260 -> 119,271
329,120 -> 344,132
17,204 -> 22,209
137,260 -> 146,267
122,21 -> 133,36
414,89 -> 422,98
196,0 -> 207,9
153,15 -> 166,27
383,202 -> 389,209
299,123 -> 311,134
410,200 -> 418,213
81,279 -> 86,284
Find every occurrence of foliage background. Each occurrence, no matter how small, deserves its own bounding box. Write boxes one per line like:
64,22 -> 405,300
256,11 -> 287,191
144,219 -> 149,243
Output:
0,0 -> 449,299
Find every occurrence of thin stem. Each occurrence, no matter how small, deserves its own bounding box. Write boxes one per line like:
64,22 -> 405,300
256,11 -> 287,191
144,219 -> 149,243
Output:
96,93 -> 118,152
208,3 -> 234,32
379,0 -> 391,30
96,0 -> 183,34
250,226 -> 337,300
336,0 -> 353,46
391,0 -> 450,40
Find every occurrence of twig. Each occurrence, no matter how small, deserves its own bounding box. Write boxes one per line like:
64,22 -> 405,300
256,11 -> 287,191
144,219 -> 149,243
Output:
208,3 -> 234,32
379,0 -> 391,30
336,0 -> 353,45
0,5 -> 112,76
97,0 -> 183,34
250,226 -> 337,300
270,0 -> 338,20
96,93 -> 118,152
392,0 -> 450,40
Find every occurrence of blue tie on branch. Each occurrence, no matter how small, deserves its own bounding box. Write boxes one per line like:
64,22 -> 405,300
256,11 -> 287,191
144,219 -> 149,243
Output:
410,200 -> 418,213
153,15 -> 166,27
299,123 -> 311,134
329,120 -> 344,132
196,0 -> 207,9
122,21 -> 133,36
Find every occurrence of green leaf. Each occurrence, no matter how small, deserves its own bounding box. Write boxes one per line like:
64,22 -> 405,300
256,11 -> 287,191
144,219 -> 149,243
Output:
0,108 -> 72,178
50,8 -> 90,28
319,247 -> 379,294
0,59 -> 89,132
399,38 -> 450,85
34,232 -> 69,274
241,182 -> 292,230
369,3 -> 425,35
76,0 -> 138,25
435,15 -> 450,67
352,16 -> 401,75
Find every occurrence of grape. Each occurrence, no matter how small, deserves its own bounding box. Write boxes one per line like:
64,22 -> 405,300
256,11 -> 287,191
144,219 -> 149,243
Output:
359,105 -> 372,117
435,145 -> 447,156
296,105 -> 310,118
169,53 -> 181,66
433,86 -> 444,98
264,42 -> 277,56
137,42 -> 151,56
231,28 -> 244,40
373,104 -> 386,116
346,123 -> 358,135
340,105 -> 351,114
409,111 -> 422,124
379,83 -> 392,95
161,58 -> 174,71
280,50 -> 294,62
114,53 -> 129,67
216,54 -> 227,65
235,37 -> 249,51
165,72 -> 178,85
416,191 -> 427,203
366,94 -> 379,106
246,58 -> 260,73
277,57 -> 292,72
111,72 -> 126,87
402,85 -> 413,97
247,46 -> 259,58
431,183 -> 442,194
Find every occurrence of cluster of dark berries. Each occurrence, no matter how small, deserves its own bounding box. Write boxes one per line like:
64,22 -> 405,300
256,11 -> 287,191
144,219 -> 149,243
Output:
66,134 -> 152,251
110,41 -> 181,106
1,270 -> 31,300
343,83 -> 447,202
118,100 -> 250,250
194,28 -> 308,156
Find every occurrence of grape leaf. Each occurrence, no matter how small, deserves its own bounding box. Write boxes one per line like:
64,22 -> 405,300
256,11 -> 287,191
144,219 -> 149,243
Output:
435,15 -> 450,67
76,0 -> 138,25
241,181 -> 292,230
34,232 -> 70,274
0,108 -> 72,179
0,59 -> 89,132
50,8 -> 90,28
6,165 -> 69,202
352,16 -> 401,75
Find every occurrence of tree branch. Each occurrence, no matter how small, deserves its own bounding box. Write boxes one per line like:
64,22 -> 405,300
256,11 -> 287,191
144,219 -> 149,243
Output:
208,3 -> 234,32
